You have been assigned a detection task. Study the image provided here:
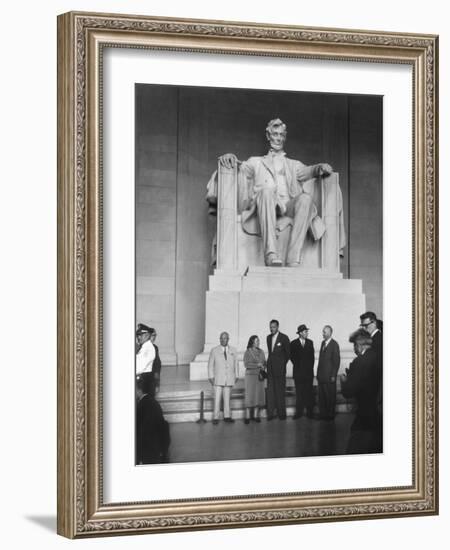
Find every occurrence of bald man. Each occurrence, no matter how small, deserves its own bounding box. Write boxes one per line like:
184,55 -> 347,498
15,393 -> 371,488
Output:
208,332 -> 239,424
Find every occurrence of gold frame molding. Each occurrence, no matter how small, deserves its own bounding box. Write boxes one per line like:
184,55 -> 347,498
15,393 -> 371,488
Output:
57,11 -> 439,538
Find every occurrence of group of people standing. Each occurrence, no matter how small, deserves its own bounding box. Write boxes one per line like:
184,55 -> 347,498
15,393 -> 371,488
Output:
207,319 -> 342,424
207,312 -> 383,454
135,310 -> 383,462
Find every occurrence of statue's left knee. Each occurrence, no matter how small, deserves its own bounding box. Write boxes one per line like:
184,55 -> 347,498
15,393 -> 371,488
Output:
295,193 -> 313,210
298,193 -> 313,204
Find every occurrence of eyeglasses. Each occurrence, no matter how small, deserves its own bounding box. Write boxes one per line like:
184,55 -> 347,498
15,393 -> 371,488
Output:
360,322 -> 373,328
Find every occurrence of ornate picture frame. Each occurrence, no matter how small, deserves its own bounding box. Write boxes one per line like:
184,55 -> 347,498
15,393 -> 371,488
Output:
57,11 -> 438,538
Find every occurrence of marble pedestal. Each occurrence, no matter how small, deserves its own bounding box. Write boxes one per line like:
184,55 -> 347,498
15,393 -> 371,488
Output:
189,266 -> 366,380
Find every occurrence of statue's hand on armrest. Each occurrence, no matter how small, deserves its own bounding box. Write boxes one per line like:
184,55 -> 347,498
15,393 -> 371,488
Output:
314,163 -> 333,177
218,153 -> 239,169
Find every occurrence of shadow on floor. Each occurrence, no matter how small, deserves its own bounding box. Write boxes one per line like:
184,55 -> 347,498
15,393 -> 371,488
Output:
166,413 -> 355,464
25,515 -> 57,533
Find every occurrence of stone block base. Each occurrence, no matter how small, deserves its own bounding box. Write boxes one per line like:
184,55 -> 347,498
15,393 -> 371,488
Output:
190,267 -> 365,380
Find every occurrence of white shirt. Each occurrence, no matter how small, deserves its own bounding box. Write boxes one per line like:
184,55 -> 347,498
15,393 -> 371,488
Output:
271,332 -> 279,350
136,339 -> 155,375
323,337 -> 332,349
299,336 -> 306,347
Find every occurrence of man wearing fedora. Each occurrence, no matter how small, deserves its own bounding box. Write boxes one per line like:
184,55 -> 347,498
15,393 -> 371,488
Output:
290,324 -> 316,419
136,323 -> 162,391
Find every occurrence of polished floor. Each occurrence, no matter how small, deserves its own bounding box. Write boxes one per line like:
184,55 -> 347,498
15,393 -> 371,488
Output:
156,365 -> 357,464
167,413 -> 354,464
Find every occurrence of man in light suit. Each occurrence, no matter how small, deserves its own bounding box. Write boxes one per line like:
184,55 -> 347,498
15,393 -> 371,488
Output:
317,325 -> 341,420
266,319 -> 290,420
213,118 -> 345,267
208,332 -> 239,424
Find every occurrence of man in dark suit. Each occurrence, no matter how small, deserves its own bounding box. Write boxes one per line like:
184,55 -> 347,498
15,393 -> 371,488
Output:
290,324 -> 315,419
340,329 -> 382,454
317,325 -> 340,420
360,311 -> 383,443
360,312 -> 382,370
135,374 -> 170,464
266,319 -> 290,420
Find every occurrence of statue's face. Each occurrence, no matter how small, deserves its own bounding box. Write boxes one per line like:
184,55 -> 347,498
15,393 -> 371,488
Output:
267,127 -> 286,151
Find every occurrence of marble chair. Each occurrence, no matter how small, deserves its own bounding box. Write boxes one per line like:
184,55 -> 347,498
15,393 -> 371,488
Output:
213,163 -> 344,274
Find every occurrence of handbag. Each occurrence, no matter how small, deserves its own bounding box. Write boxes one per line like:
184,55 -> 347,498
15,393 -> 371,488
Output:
258,368 -> 268,381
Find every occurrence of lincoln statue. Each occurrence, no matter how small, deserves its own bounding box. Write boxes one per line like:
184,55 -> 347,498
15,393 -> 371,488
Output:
206,118 -> 346,267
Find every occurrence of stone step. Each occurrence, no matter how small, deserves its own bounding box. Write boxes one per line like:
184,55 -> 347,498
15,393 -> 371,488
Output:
162,404 -> 353,423
158,386 -> 353,423
190,350 -> 356,381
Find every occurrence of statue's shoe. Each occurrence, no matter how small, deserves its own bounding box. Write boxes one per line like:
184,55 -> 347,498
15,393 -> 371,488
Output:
266,254 -> 282,267
287,262 -> 300,267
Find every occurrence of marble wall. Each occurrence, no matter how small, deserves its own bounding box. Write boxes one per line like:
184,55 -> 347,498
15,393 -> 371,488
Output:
135,85 -> 383,364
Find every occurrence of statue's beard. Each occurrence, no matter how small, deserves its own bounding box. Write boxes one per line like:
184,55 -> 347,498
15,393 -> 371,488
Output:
269,143 -> 285,152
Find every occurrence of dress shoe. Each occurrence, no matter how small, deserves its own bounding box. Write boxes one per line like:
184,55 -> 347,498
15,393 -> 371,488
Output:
253,417 -> 261,423
212,419 -> 219,425
267,415 -> 275,421
292,414 -> 303,420
244,418 -> 250,424
224,417 -> 235,423
279,415 -> 287,421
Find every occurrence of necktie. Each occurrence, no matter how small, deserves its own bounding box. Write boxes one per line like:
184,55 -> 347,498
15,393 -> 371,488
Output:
224,349 -> 227,360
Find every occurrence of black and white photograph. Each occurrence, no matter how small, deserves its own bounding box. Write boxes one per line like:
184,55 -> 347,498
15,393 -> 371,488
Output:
134,84 -> 383,465
52,6 -> 438,540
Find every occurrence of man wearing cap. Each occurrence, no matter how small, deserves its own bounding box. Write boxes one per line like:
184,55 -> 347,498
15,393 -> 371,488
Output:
136,323 -> 162,390
208,332 -> 239,424
290,324 -> 315,419
317,325 -> 341,420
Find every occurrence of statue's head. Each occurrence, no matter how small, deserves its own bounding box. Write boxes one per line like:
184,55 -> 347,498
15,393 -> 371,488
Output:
266,118 -> 287,151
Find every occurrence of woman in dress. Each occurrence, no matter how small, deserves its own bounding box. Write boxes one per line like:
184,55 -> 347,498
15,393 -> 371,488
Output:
243,335 -> 266,424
